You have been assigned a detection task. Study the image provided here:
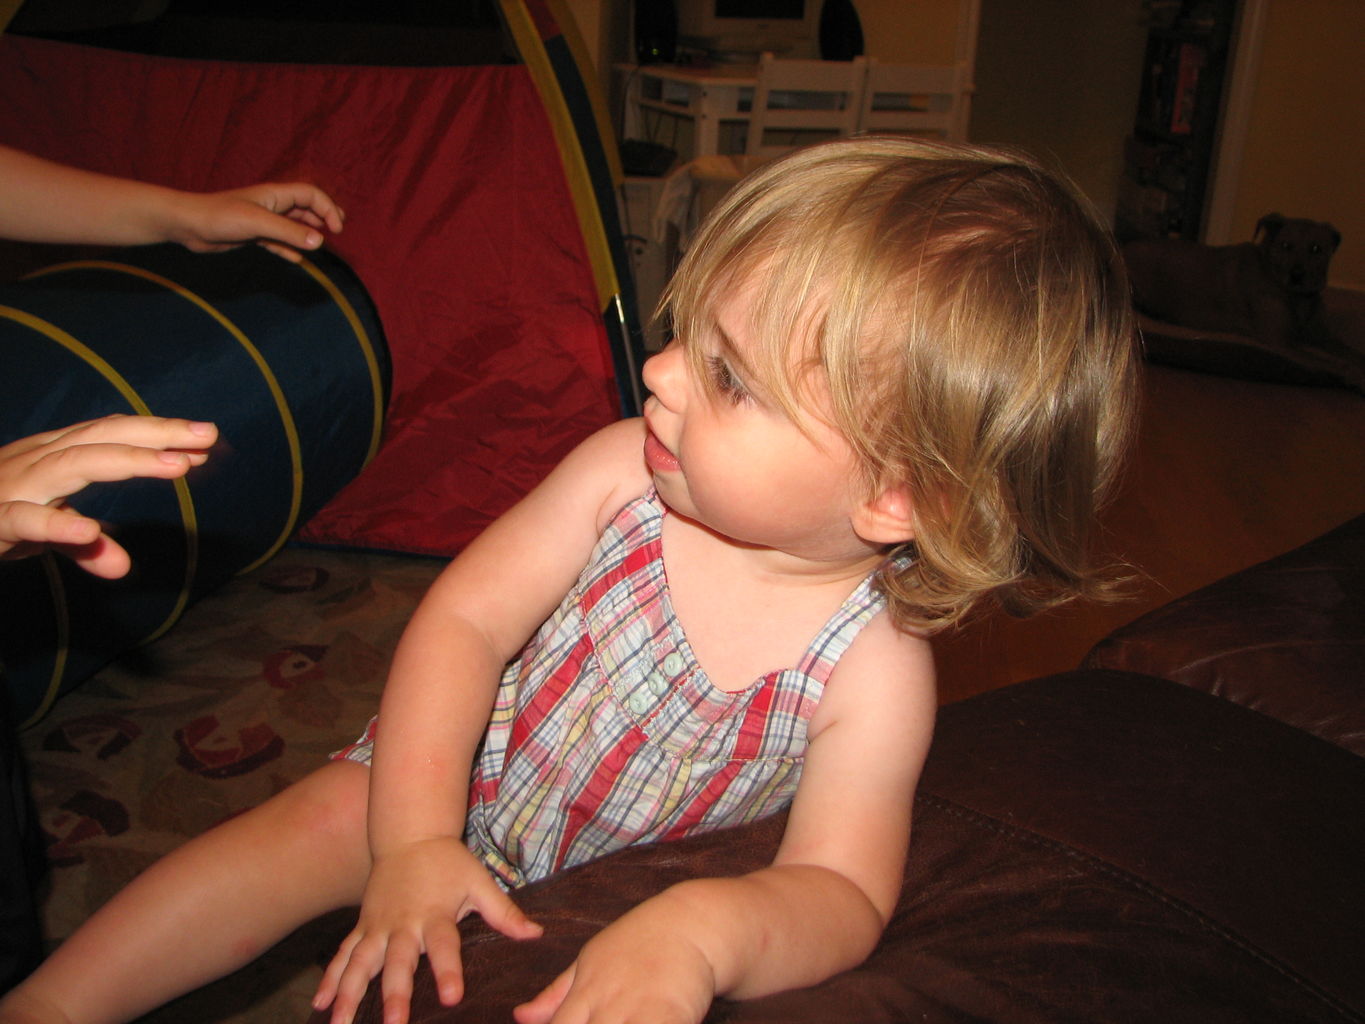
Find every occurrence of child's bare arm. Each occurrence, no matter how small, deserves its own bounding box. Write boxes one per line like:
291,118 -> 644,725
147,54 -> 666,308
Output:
315,609 -> 541,1024
0,143 -> 343,261
316,419 -> 651,1024
514,615 -> 936,1024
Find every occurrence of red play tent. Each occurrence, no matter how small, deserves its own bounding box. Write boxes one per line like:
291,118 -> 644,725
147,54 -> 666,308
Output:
0,1 -> 646,720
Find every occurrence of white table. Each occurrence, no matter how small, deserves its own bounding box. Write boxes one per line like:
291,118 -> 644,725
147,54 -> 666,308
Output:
617,62 -> 760,160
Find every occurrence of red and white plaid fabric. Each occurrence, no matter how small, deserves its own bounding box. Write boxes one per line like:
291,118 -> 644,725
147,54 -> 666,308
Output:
339,490 -> 892,887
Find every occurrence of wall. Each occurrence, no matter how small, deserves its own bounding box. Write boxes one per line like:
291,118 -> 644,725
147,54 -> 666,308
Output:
564,0 -> 629,104
969,0 -> 1146,223
855,0 -> 965,64
1229,0 -> 1364,288
565,0 -> 606,64
969,0 -> 1363,290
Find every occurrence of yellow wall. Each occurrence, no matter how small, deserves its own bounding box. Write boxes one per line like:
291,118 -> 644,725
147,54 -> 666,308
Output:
1231,0 -> 1364,288
566,0 -> 607,66
969,1 -> 1146,226
857,0 -> 963,64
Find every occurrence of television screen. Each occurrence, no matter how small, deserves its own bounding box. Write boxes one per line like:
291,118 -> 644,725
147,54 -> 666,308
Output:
677,0 -> 818,59
716,0 -> 804,17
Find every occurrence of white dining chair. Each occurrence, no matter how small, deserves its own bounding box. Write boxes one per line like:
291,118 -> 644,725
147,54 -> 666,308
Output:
744,51 -> 868,159
856,58 -> 971,141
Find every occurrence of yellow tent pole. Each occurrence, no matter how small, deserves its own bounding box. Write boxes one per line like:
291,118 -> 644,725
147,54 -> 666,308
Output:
0,0 -> 25,34
542,0 -> 624,186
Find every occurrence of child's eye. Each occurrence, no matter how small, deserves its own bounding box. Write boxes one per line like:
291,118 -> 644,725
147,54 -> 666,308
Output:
706,356 -> 751,405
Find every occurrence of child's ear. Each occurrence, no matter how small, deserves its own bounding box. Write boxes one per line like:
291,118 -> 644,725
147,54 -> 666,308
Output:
852,487 -> 916,546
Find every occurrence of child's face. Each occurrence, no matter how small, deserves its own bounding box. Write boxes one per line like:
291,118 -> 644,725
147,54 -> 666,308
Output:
641,284 -> 880,564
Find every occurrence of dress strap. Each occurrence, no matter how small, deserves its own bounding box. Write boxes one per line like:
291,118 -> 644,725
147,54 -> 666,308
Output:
795,560 -> 901,686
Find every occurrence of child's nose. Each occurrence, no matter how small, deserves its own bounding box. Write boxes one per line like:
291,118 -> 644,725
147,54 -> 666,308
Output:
642,342 -> 687,408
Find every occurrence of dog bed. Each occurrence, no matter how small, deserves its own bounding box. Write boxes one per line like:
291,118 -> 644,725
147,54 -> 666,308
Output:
1138,299 -> 1365,395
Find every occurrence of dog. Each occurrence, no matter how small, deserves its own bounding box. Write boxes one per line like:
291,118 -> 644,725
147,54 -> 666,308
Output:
1122,213 -> 1341,349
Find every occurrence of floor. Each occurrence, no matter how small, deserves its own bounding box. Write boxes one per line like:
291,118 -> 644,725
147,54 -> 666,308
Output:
933,353 -> 1365,705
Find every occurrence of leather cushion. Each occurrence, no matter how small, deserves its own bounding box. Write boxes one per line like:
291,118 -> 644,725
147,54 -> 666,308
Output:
1084,513 -> 1365,754
332,671 -> 1364,1023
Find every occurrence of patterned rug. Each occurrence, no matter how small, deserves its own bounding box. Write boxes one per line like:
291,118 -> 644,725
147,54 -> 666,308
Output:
18,546 -> 444,1024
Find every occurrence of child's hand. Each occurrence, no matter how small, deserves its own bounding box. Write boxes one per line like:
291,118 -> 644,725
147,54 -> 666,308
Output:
315,836 -> 542,1024
171,182 -> 346,263
513,899 -> 716,1024
0,415 -> 217,578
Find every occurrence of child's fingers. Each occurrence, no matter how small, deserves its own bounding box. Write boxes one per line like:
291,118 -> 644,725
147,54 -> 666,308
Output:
258,239 -> 305,264
0,416 -> 138,466
327,934 -> 389,1024
379,931 -> 421,1024
285,208 -> 328,232
421,917 -> 465,1007
0,502 -> 133,578
0,423 -> 86,459
62,530 -> 133,580
511,966 -> 575,1024
5,417 -> 216,502
24,444 -> 200,504
239,182 -> 344,239
0,501 -> 100,555
474,886 -> 543,943
191,184 -> 342,259
312,930 -> 361,1012
265,181 -> 346,234
36,415 -> 217,456
233,202 -> 325,255
0,415 -> 213,576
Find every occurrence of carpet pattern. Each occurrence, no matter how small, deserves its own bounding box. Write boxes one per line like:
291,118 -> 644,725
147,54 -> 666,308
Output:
18,547 -> 444,1023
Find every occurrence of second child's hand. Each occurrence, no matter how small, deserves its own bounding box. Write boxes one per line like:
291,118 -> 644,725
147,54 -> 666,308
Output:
0,416 -> 218,578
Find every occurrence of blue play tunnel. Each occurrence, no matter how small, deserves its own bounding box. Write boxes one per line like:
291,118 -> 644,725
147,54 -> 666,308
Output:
0,244 -> 388,725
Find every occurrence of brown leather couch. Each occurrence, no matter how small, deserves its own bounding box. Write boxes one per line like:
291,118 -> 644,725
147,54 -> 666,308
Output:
336,515 -> 1365,1024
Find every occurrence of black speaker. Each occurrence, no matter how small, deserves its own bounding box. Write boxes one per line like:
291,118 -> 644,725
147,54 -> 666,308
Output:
634,0 -> 677,64
819,0 -> 864,61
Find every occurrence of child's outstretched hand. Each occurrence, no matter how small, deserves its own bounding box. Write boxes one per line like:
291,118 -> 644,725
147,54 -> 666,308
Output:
315,836 -> 542,1024
513,895 -> 716,1024
170,181 -> 346,263
0,414 -> 217,578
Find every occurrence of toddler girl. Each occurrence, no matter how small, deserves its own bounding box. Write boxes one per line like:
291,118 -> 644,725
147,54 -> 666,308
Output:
0,136 -> 1138,1024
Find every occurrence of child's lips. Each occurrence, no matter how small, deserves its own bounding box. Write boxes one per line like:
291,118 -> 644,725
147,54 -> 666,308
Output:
644,430 -> 681,473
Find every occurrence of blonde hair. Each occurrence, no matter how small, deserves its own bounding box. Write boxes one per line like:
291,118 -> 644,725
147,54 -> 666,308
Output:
658,136 -> 1140,632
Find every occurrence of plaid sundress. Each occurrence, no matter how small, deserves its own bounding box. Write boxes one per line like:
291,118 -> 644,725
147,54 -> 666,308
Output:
338,489 -> 893,888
